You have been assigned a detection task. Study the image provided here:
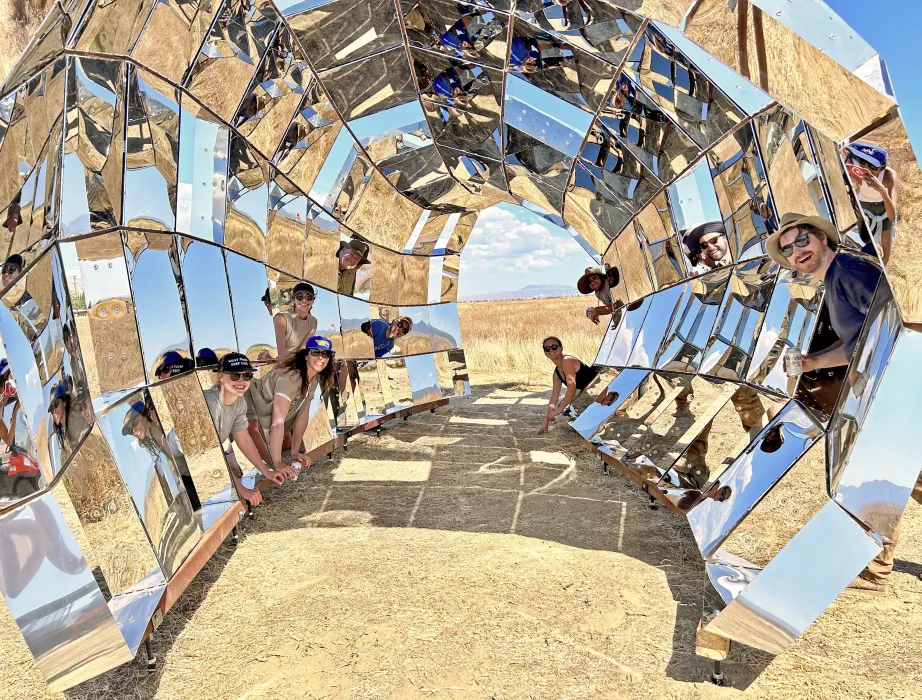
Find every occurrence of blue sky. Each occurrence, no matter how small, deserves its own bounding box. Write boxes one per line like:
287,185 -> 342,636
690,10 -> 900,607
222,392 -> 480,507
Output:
459,0 -> 920,298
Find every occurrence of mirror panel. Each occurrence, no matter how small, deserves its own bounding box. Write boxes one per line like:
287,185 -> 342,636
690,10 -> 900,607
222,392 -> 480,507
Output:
339,296 -> 374,360
179,238 -> 237,359
383,358 -> 413,409
266,173 -> 308,278
429,302 -> 462,351
406,353 -> 442,404
225,250 -> 276,360
397,305 -> 433,356
224,136 -> 270,262
123,232 -> 192,381
176,99 -> 229,244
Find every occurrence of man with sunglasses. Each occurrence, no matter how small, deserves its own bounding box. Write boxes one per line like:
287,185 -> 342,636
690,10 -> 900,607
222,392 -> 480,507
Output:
363,316 -> 413,358
767,212 -> 882,375
337,238 -> 371,296
577,265 -> 622,325
682,222 -> 732,273
274,282 -> 318,361
204,353 -> 289,506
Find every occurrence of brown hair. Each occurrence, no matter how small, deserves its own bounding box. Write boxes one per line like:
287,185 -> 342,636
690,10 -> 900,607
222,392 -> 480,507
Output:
279,347 -> 336,396
800,223 -> 838,251
542,336 -> 562,348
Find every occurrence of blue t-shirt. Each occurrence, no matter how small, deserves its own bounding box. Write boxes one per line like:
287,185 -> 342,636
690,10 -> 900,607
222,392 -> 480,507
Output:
370,319 -> 394,358
823,252 -> 882,358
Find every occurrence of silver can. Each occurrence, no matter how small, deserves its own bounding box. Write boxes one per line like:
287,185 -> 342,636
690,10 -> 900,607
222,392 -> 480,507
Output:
783,347 -> 802,377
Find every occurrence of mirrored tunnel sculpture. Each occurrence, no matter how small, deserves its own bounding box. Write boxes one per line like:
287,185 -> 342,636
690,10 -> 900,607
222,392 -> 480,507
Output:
0,0 -> 921,690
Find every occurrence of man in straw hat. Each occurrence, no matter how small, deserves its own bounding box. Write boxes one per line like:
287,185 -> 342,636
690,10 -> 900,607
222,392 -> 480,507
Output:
577,265 -> 621,325
768,212 -> 922,592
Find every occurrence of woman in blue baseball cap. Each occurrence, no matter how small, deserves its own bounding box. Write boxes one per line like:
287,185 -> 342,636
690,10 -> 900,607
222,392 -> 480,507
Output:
245,336 -> 336,473
843,141 -> 898,264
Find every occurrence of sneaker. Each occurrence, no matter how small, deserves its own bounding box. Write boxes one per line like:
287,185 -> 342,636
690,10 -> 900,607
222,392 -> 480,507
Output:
846,575 -> 888,595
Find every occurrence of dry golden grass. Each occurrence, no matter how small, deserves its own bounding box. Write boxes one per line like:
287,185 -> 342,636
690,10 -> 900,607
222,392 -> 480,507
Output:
459,296 -> 607,383
0,0 -> 46,81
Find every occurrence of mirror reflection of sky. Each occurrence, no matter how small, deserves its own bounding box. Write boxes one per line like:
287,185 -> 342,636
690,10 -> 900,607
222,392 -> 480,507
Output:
130,245 -> 191,370
668,160 -> 722,231
181,241 -> 238,354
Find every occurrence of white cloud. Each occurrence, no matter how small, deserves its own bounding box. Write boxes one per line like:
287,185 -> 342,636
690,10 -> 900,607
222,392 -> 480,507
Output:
462,206 -> 578,274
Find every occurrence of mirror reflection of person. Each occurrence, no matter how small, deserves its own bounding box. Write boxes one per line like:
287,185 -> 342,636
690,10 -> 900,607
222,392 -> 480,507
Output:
509,34 -> 571,74
362,316 -> 412,358
432,65 -> 473,107
539,336 -> 599,433
204,353 -> 294,506
274,282 -> 318,361
245,336 -> 335,475
155,351 -> 194,380
196,348 -> 218,368
682,222 -> 732,273
577,265 -> 621,325
121,398 -> 188,503
48,379 -> 92,455
842,142 -> 897,264
2,255 -> 31,309
337,239 -> 370,296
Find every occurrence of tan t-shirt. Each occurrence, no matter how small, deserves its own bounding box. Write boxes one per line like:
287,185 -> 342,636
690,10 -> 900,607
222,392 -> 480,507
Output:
279,310 -> 318,354
203,385 -> 249,447
245,366 -> 317,431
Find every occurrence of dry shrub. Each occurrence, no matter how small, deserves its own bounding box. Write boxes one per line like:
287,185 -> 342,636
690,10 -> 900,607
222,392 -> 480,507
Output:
459,296 -> 607,384
0,0 -> 48,80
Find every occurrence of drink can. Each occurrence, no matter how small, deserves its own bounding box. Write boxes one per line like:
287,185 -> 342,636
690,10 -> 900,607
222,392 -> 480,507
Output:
783,347 -> 802,377
290,462 -> 302,481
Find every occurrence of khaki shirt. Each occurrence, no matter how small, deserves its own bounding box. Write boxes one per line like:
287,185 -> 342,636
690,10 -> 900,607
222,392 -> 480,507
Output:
203,386 -> 249,446
278,310 -> 317,355
245,366 -> 317,432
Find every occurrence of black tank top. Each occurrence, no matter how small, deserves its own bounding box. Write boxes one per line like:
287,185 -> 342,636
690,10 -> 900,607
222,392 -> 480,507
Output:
554,357 -> 598,391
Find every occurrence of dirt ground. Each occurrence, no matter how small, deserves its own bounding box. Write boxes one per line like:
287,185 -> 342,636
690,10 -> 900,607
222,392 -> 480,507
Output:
2,376 -> 921,700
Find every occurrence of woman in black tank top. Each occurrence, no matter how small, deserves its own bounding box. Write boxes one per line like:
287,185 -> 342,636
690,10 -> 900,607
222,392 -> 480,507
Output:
538,336 -> 599,434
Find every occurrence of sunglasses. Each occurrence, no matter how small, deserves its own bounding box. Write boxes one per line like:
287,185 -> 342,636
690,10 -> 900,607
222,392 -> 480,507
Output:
294,292 -> 314,302
396,322 -> 410,334
227,371 -> 253,381
308,349 -> 333,359
779,232 -> 812,258
699,235 -> 724,249
1,264 -> 20,275
543,343 -> 561,353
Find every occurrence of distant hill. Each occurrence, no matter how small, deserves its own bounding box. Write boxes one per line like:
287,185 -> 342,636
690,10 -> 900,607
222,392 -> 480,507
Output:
460,284 -> 580,302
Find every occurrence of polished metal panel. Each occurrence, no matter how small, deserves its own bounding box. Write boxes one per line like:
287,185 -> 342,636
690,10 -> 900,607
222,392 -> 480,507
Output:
266,173 -> 308,278
179,238 -> 237,358
224,136 -> 270,262
60,57 -> 125,238
61,426 -> 165,596
602,296 -> 650,367
402,0 -> 509,69
123,232 -> 192,380
699,258 -> 776,381
129,0 -> 221,85
428,302 -> 462,351
397,305 -> 433,356
225,250 -> 276,360
383,358 -> 413,409
746,270 -> 823,396
0,490 -> 133,691
339,296 -> 374,360
123,67 -> 179,231
405,353 -> 442,404
310,285 -> 344,357
687,401 -> 823,558
627,282 -> 685,368
176,99 -> 230,244
96,391 -> 201,577
571,368 -> 648,440
60,236 -> 146,399
319,48 -> 417,122
704,501 -> 881,655
828,291 -> 919,541
184,0 -> 280,122
356,359 -> 386,416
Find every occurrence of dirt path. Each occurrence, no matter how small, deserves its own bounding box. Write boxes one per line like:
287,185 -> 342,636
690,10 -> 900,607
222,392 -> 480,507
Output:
2,381 -> 921,699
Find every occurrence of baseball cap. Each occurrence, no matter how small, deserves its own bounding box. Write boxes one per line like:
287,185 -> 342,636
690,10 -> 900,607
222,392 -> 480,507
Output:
196,348 -> 218,367
3,254 -> 24,271
304,335 -> 334,352
342,239 -> 371,265
214,352 -> 256,374
155,351 -> 189,376
47,382 -> 68,412
293,282 -> 315,297
0,359 -> 8,376
121,400 -> 147,435
844,142 -> 888,169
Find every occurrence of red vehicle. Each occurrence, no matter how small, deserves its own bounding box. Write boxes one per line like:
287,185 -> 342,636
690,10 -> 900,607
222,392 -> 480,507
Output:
0,451 -> 41,498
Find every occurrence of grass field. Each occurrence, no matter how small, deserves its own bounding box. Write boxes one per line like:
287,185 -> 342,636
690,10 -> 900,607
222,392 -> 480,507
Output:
459,296 -> 607,385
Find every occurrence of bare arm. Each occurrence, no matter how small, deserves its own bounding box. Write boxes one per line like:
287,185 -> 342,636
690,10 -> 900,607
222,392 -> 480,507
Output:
803,340 -> 849,371
552,358 -> 580,415
273,314 -> 290,361
539,371 -> 563,434
288,398 -> 312,465
268,395 -> 297,480
232,427 -> 283,483
0,401 -> 16,446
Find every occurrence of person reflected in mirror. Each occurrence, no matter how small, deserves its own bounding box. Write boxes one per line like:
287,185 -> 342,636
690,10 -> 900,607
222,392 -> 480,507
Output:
0,360 -> 20,450
578,265 -> 621,325
121,398 -> 190,500
509,33 -> 572,74
261,288 -> 273,315
3,193 -> 21,240
432,65 -> 474,108
48,380 -> 91,454
682,222 -> 732,274
595,389 -> 620,407
274,282 -> 318,361
842,142 -> 898,264
767,213 -> 881,374
337,238 -> 371,296
196,348 -> 218,369
155,351 -> 194,380
245,336 -> 336,477
362,316 -> 412,358
538,336 -> 598,433
204,352 -> 290,506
